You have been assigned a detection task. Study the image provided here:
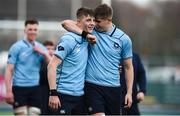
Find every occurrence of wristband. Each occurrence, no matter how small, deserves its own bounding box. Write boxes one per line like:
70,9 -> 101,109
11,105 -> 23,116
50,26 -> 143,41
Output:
49,89 -> 58,96
81,31 -> 89,38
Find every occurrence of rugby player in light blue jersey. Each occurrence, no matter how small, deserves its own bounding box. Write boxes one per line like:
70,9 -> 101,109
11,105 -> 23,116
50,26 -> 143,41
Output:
5,19 -> 51,115
62,4 -> 134,115
48,7 -> 95,115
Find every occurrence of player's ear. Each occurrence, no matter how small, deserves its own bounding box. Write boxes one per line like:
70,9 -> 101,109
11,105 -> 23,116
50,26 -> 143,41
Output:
77,19 -> 81,23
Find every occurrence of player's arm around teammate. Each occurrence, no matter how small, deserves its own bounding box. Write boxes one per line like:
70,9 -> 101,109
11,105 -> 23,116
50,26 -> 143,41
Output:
62,20 -> 96,44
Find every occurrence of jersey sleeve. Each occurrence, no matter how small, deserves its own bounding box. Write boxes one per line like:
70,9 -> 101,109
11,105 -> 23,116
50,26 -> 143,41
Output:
121,34 -> 133,59
54,35 -> 76,60
7,43 -> 20,64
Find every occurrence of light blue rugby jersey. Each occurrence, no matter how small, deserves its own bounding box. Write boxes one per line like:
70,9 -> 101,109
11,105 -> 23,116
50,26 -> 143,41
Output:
86,25 -> 133,87
7,39 -> 47,87
55,32 -> 88,96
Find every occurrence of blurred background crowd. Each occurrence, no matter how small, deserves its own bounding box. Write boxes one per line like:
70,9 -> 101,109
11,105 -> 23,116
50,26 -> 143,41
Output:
0,0 -> 180,115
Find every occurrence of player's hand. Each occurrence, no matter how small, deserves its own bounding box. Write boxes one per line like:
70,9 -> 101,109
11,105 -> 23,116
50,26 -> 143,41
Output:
49,96 -> 61,110
137,92 -> 145,102
5,91 -> 14,105
124,93 -> 132,108
87,34 -> 96,44
33,45 -> 45,55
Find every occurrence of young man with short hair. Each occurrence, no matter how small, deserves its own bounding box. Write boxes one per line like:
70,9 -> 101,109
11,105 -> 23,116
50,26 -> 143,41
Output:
5,19 -> 50,115
48,7 -> 95,115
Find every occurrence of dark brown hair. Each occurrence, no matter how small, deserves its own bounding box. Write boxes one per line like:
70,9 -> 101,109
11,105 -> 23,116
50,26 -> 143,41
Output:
25,19 -> 39,26
43,40 -> 54,46
94,4 -> 113,20
76,7 -> 94,19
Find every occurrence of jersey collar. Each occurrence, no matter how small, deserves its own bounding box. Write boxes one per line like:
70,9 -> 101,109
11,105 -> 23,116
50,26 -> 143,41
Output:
94,24 -> 116,36
23,38 -> 35,47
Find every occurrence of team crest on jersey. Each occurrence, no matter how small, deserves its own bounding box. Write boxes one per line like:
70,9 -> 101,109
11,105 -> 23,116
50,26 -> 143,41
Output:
113,42 -> 120,49
74,44 -> 81,53
58,46 -> 64,51
21,52 -> 28,58
8,54 -> 11,59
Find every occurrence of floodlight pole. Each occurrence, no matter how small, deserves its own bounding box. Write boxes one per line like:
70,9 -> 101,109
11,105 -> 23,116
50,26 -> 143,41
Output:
71,0 -> 82,20
17,0 -> 27,40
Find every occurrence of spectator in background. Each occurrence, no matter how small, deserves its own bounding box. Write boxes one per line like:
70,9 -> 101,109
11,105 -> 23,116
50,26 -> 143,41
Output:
120,52 -> 146,115
39,40 -> 55,115
5,19 -> 50,115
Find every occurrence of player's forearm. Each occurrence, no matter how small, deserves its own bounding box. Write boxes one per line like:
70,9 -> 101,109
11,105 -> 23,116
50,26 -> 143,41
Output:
48,63 -> 57,90
5,66 -> 13,92
125,65 -> 134,94
62,20 -> 83,35
48,56 -> 62,90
